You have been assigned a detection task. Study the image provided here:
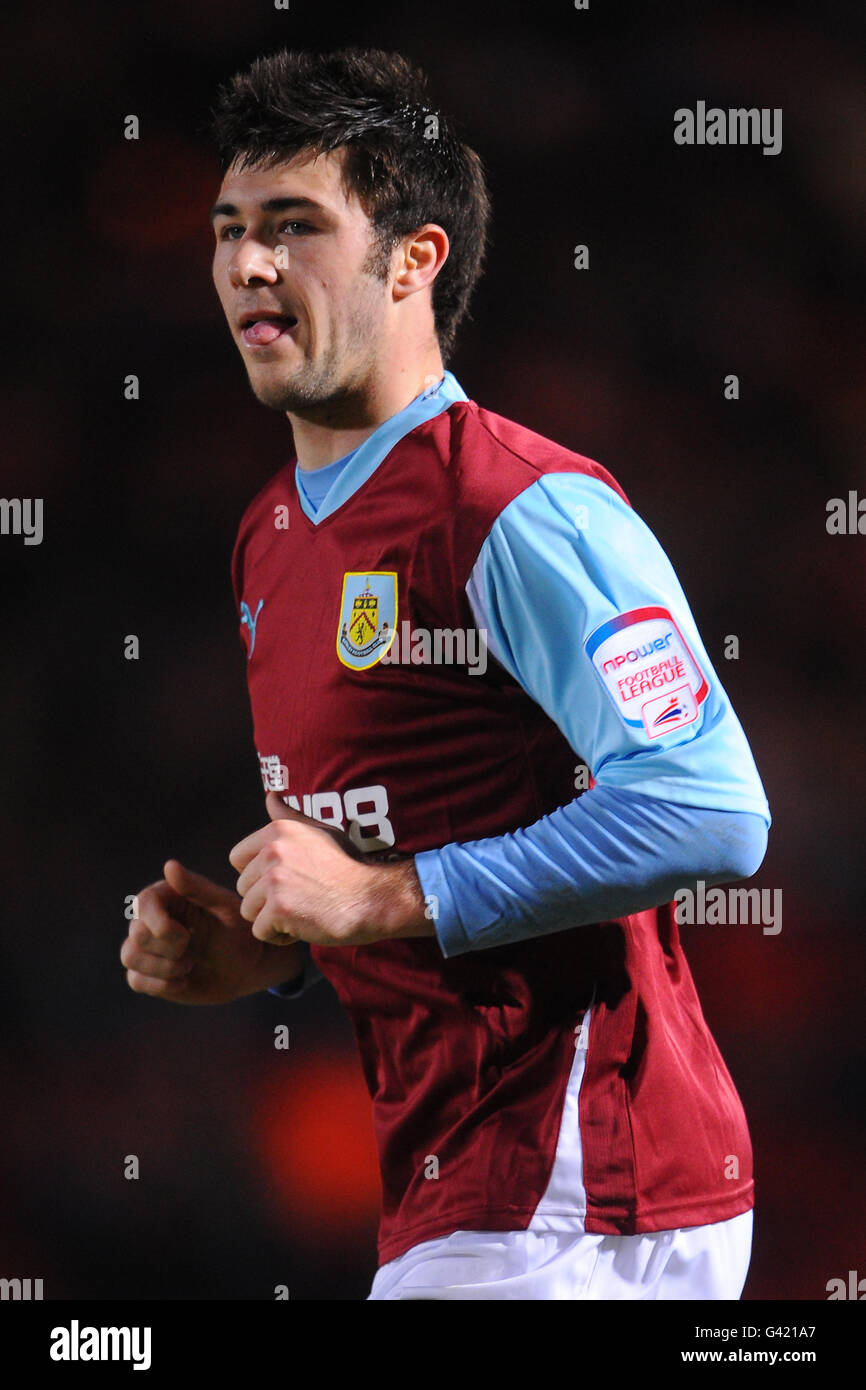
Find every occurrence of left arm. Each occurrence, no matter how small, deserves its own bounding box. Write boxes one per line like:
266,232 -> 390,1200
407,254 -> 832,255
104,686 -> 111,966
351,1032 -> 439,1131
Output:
414,470 -> 771,955
231,472 -> 770,949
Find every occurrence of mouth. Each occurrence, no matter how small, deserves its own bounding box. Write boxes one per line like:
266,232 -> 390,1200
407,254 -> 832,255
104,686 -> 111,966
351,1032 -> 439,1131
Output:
239,312 -> 299,347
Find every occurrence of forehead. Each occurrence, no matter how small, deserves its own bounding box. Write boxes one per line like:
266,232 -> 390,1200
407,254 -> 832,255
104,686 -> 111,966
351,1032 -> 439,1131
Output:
215,147 -> 361,216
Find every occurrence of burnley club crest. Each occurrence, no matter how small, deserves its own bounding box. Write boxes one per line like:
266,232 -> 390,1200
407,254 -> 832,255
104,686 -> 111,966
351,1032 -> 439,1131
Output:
337,572 -> 398,670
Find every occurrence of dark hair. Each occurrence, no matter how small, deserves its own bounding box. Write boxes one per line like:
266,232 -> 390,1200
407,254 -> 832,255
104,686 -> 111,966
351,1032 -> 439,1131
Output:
211,47 -> 491,363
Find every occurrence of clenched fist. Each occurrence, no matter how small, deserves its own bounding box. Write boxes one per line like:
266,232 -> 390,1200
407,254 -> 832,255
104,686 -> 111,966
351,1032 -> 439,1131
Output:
121,860 -> 306,1005
229,791 -> 432,948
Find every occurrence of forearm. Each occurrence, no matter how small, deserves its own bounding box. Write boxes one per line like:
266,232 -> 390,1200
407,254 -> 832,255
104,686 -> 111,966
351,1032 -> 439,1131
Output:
264,790 -> 767,959
413,785 -> 768,957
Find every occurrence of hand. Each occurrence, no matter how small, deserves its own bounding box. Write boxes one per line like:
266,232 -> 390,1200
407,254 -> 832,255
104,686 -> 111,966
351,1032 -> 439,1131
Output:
120,860 -> 306,1005
229,792 -> 432,948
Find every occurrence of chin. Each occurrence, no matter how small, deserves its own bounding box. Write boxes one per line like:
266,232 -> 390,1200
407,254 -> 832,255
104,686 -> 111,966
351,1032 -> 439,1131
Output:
250,381 -> 298,412
248,364 -> 345,415
246,368 -> 306,413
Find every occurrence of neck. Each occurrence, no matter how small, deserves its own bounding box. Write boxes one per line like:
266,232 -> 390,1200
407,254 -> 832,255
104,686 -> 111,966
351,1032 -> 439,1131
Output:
290,350 -> 445,471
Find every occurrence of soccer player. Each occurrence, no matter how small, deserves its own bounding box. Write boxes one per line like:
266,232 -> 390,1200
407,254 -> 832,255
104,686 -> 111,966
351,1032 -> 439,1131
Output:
121,47 -> 771,1301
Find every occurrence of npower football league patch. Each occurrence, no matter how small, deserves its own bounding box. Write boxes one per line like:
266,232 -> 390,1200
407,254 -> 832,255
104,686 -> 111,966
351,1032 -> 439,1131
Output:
585,605 -> 709,738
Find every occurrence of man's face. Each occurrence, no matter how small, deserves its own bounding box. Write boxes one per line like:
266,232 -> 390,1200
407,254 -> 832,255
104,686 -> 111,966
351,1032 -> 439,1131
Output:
210,149 -> 394,415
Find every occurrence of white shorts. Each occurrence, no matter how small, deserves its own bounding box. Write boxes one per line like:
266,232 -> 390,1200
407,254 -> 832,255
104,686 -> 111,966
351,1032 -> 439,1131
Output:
368,1209 -> 753,1300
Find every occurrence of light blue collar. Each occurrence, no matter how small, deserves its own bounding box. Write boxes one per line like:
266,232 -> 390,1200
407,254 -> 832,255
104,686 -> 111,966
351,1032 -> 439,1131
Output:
294,370 -> 468,524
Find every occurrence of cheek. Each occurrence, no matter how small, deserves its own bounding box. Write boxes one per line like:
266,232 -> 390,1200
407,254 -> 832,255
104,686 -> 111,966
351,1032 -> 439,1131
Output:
212,258 -> 231,299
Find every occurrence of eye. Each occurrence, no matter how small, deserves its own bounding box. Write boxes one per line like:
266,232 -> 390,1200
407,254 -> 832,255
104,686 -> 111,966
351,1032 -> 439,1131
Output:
217,224 -> 244,241
280,220 -> 313,235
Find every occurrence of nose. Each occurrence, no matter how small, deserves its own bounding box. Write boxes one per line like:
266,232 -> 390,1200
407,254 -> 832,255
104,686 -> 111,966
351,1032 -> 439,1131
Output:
228,235 -> 280,288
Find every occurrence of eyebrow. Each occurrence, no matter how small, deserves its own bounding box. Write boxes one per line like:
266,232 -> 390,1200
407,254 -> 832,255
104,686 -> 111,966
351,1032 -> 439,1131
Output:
208,195 -> 328,223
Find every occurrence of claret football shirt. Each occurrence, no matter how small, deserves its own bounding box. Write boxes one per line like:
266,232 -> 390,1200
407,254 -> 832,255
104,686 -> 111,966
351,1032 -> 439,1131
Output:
232,372 -> 769,1264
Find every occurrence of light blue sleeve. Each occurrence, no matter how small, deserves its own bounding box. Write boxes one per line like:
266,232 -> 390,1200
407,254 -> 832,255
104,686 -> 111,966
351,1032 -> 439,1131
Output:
416,787 -> 767,956
467,473 -> 771,813
413,471 -> 771,957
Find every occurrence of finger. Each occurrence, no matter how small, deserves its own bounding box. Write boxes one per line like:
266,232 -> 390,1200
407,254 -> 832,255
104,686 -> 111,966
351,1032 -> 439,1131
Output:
271,797 -> 361,859
130,900 -> 191,960
137,881 -> 189,927
128,924 -> 189,961
266,791 -> 312,823
121,939 -> 195,981
126,918 -> 156,952
229,823 -> 282,873
251,907 -> 300,946
125,968 -> 193,999
238,871 -> 271,924
265,792 -> 353,851
241,869 -> 303,941
235,840 -> 291,898
163,860 -> 238,913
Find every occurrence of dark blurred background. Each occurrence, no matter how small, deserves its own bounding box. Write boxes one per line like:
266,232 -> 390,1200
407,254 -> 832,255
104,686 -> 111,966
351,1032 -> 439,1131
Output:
0,0 -> 863,1300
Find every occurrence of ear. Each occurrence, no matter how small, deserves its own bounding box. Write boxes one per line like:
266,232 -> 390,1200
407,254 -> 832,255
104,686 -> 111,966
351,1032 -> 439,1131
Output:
392,224 -> 450,302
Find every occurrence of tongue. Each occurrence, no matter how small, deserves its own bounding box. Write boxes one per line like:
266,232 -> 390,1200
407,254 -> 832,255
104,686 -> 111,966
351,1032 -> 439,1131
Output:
247,320 -> 285,344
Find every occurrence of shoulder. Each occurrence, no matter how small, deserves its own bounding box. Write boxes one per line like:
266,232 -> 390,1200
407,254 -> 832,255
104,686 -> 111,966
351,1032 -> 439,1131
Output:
444,398 -> 631,511
428,398 -> 632,573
